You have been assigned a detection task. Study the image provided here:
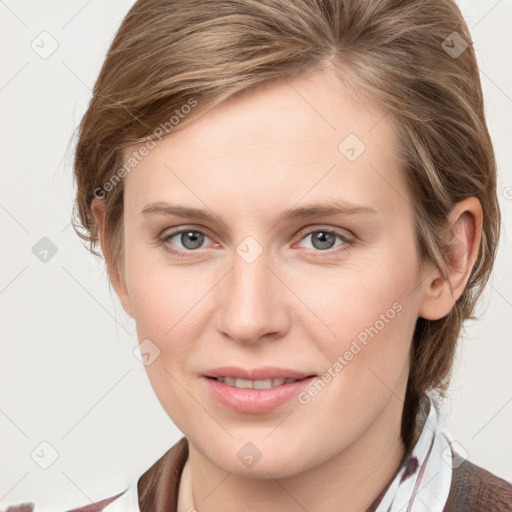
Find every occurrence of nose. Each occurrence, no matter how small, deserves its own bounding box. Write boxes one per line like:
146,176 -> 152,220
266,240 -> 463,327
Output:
215,245 -> 291,345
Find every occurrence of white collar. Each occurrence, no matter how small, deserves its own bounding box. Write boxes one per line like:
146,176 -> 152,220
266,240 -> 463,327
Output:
374,393 -> 453,511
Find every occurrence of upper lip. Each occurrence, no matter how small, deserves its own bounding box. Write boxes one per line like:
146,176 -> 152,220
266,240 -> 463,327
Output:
203,366 -> 316,381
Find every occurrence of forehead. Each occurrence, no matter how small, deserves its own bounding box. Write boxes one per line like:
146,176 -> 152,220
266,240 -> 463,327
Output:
123,67 -> 411,220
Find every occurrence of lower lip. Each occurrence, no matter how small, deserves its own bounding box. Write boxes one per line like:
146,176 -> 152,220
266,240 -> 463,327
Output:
202,376 -> 316,414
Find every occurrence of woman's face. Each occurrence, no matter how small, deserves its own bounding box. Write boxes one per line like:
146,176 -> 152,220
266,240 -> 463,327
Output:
117,68 -> 432,477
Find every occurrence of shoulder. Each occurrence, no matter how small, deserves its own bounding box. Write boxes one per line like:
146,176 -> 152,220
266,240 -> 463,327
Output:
137,436 -> 189,508
1,491 -> 126,512
1,437 -> 189,512
444,451 -> 512,512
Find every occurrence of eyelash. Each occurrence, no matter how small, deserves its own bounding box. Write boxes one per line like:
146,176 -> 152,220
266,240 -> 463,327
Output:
156,226 -> 354,260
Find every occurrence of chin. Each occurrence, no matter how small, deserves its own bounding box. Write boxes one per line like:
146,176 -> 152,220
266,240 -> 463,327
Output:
197,434 -> 316,479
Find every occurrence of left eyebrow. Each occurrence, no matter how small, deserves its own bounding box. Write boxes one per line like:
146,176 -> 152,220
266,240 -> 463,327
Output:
140,198 -> 377,224
277,198 -> 377,223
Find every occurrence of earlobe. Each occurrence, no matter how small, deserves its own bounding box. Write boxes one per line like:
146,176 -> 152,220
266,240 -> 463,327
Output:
91,198 -> 134,319
417,270 -> 451,321
418,197 -> 483,321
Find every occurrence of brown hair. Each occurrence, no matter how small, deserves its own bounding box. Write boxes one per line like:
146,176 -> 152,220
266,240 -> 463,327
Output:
72,0 -> 500,453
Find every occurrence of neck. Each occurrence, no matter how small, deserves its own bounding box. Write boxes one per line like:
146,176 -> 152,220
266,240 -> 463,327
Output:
181,396 -> 407,512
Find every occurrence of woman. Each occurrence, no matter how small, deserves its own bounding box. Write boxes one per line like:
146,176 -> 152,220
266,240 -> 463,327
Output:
6,0 -> 511,510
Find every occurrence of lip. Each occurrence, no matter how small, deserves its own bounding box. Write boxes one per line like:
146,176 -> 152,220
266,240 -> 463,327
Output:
201,366 -> 317,414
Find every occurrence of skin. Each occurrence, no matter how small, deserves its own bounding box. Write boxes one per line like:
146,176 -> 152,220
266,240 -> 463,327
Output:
93,66 -> 482,512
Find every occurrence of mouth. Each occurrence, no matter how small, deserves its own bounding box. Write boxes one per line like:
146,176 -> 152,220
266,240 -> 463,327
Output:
201,367 -> 317,414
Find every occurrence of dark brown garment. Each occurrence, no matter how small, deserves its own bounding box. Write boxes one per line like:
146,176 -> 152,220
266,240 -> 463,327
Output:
443,451 -> 512,512
5,437 -> 512,511
365,446 -> 512,512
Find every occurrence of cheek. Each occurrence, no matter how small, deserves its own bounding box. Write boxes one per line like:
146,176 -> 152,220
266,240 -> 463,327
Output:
291,248 -> 420,383
294,272 -> 418,439
128,271 -> 206,353
125,263 -> 205,428
124,236 -> 205,339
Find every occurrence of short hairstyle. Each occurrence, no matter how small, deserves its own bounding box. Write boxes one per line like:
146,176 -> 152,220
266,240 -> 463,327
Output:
72,0 -> 501,450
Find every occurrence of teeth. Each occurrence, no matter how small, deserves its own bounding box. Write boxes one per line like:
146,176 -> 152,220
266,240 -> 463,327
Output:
215,377 -> 299,389
224,376 -> 237,386
235,378 -> 254,389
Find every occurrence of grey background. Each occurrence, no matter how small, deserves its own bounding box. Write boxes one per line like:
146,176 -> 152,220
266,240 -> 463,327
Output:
1,0 -> 511,509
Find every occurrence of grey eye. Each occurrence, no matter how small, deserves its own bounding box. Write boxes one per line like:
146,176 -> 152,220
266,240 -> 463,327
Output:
302,230 -> 342,251
173,231 -> 206,250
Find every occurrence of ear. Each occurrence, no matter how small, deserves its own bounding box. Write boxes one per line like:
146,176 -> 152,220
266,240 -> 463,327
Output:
91,198 -> 134,318
418,197 -> 483,320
